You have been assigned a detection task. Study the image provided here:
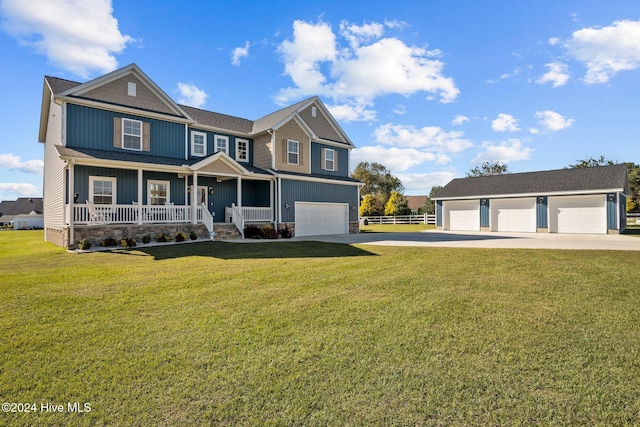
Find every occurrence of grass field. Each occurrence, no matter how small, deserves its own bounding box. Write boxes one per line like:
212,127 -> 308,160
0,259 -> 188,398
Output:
1,230 -> 639,426
359,223 -> 435,233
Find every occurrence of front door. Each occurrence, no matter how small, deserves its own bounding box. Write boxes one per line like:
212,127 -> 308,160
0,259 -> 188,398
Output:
197,186 -> 208,207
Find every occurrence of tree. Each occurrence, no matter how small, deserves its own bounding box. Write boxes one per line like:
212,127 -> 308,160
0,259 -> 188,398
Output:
567,155 -> 615,169
352,162 -> 404,216
467,161 -> 509,177
422,185 -> 443,215
384,191 -> 411,216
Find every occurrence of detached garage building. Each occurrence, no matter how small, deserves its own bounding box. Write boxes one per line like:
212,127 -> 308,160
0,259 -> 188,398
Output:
434,165 -> 629,234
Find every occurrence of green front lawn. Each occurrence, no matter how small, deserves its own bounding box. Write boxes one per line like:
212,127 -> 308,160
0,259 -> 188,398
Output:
360,223 -> 435,233
1,231 -> 639,425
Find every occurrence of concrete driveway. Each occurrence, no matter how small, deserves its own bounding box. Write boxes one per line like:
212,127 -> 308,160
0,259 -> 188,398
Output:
290,230 -> 640,250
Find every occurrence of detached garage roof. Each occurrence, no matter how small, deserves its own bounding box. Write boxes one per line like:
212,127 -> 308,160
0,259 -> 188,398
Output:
434,164 -> 629,200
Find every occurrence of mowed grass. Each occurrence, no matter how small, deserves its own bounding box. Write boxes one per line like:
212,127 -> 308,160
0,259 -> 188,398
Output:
360,223 -> 435,233
1,231 -> 639,426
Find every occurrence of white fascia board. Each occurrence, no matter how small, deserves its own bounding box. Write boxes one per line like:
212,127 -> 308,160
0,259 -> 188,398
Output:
272,113 -> 314,138
273,171 -> 363,187
60,156 -> 190,174
189,151 -> 249,175
312,138 -> 353,150
190,123 -> 251,139
433,188 -> 625,201
312,98 -> 355,147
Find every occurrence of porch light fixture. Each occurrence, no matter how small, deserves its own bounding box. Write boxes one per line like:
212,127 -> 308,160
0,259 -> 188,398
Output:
351,205 -> 356,211
285,203 -> 291,209
538,197 -> 545,203
209,187 -> 214,195
608,194 -> 615,201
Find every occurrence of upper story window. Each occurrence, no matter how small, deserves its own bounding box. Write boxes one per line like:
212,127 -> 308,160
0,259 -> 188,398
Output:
324,148 -> 335,171
214,135 -> 229,154
287,140 -> 299,165
122,118 -> 142,151
89,176 -> 116,205
191,131 -> 207,157
236,138 -> 248,162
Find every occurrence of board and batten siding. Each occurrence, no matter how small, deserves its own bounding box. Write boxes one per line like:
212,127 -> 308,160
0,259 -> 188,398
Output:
43,98 -> 66,229
311,143 -> 349,177
607,193 -> 618,230
188,128 -> 252,163
480,199 -> 489,228
536,196 -> 548,229
66,104 -> 186,158
280,179 -> 358,223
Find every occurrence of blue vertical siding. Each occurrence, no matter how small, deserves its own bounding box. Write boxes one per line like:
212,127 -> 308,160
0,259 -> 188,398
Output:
436,201 -> 442,227
606,193 -> 617,230
280,179 -> 359,222
620,194 -> 627,231
480,199 -> 490,228
188,127 -> 253,164
74,165 -> 138,204
310,143 -> 349,177
142,171 -> 187,205
66,104 -> 186,158
211,179 -> 237,221
242,181 -> 270,207
536,196 -> 548,229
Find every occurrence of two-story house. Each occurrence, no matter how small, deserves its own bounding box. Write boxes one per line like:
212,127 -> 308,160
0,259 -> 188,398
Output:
39,64 -> 361,248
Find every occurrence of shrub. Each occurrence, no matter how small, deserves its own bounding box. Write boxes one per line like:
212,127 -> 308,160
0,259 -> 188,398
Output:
141,234 -> 151,244
190,230 -> 198,240
101,237 -> 118,247
155,232 -> 170,243
78,239 -> 92,250
175,232 -> 187,242
120,238 -> 137,248
261,225 -> 279,239
278,225 -> 292,239
244,224 -> 262,239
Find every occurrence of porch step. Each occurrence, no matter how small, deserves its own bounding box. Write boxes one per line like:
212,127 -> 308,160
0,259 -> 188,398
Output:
211,223 -> 242,241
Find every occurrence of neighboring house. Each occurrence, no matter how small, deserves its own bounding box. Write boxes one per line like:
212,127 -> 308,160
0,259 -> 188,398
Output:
39,64 -> 361,248
433,165 -> 629,234
406,195 -> 427,215
0,198 -> 44,229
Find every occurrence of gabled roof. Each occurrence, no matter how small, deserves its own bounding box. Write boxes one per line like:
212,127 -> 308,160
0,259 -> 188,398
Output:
434,164 -> 629,200
180,105 -> 254,134
252,97 -> 312,133
0,198 -> 43,217
406,195 -> 427,210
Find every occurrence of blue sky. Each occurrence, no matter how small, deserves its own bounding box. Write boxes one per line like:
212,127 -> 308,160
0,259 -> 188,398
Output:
1,0 -> 639,200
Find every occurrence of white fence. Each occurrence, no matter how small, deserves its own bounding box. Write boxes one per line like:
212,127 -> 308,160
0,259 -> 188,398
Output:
628,212 -> 640,225
361,214 -> 436,225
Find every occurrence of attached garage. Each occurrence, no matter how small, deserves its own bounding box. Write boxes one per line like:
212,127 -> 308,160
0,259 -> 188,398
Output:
295,202 -> 349,236
548,195 -> 606,234
490,198 -> 536,232
443,200 -> 479,231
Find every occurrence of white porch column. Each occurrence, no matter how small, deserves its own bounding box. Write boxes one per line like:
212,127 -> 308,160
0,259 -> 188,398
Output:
237,176 -> 242,208
137,168 -> 143,224
270,180 -> 274,222
68,161 -> 75,246
192,172 -> 198,224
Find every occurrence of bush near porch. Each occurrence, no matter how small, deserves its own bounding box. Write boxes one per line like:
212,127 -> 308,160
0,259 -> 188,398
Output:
1,231 -> 639,425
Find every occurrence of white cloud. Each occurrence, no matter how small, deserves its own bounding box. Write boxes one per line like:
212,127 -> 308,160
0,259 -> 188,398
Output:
176,82 -> 208,108
0,0 -> 132,78
565,19 -> 640,84
397,171 -> 456,193
393,104 -> 406,115
0,183 -> 40,201
276,19 -> 459,120
373,123 -> 472,153
472,138 -> 533,164
548,37 -> 560,46
491,113 -> 520,132
529,128 -> 540,135
537,62 -> 570,87
326,101 -> 377,122
535,110 -> 574,131
231,41 -> 250,66
451,115 -> 469,126
351,146 -> 447,172
0,153 -> 43,175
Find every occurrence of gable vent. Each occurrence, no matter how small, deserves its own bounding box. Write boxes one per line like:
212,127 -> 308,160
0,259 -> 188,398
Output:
128,82 -> 136,97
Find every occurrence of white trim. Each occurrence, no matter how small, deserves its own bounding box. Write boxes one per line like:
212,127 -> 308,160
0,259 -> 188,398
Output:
433,188 -> 625,201
148,179 -> 170,205
287,140 -> 299,165
122,118 -> 142,151
89,176 -> 117,205
127,82 -> 136,96
191,131 -> 207,157
275,172 -> 363,187
214,134 -> 229,155
236,138 -> 249,163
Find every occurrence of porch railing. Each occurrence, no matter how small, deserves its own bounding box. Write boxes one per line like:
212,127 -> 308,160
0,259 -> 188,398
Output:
199,203 -> 214,233
71,204 -> 193,225
242,206 -> 272,222
231,203 -> 245,238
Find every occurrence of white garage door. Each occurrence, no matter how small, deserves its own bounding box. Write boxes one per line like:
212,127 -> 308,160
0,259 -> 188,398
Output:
295,202 -> 349,237
548,195 -> 606,234
490,198 -> 536,232
444,200 -> 479,231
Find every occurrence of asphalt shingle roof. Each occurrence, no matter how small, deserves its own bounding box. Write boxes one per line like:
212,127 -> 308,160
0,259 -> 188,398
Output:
0,198 -> 43,216
434,164 -> 629,199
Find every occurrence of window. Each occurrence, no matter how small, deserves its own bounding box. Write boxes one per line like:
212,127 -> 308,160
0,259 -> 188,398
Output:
148,180 -> 170,205
324,148 -> 335,171
89,176 -> 116,204
214,135 -> 229,154
287,140 -> 299,165
236,138 -> 248,162
191,131 -> 207,157
122,118 -> 142,151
